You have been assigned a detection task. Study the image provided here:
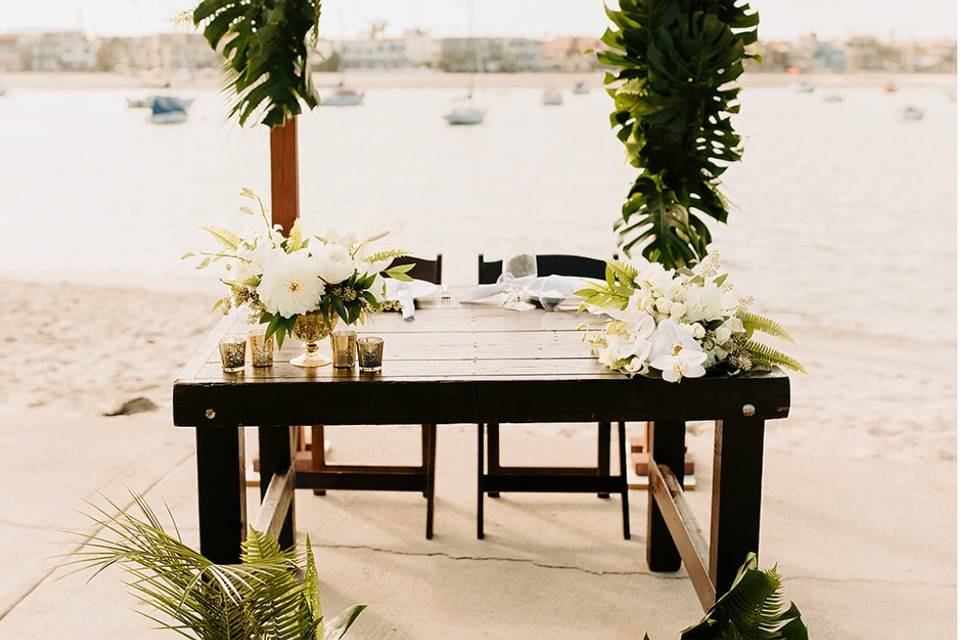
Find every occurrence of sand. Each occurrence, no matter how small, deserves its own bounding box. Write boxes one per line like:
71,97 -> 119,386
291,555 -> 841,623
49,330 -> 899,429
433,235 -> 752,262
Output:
0,277 -> 954,637
0,278 -> 952,460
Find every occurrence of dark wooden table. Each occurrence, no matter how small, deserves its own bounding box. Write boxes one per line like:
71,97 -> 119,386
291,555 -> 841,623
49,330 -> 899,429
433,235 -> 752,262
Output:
173,296 -> 790,610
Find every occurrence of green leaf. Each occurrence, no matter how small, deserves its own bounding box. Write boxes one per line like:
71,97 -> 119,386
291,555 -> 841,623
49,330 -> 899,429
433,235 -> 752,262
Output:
681,553 -> 808,640
384,264 -> 415,282
324,605 -> 367,640
331,297 -> 349,323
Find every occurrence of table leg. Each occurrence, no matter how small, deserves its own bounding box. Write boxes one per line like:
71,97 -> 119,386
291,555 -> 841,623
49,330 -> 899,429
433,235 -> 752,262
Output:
196,427 -> 247,564
477,423 -> 485,539
258,426 -> 296,549
597,421 -> 611,498
487,423 -> 500,498
646,421 -> 685,572
710,418 -> 765,596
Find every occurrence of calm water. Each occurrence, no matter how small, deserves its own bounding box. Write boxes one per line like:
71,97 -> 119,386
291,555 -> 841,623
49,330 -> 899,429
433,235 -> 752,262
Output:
0,83 -> 955,341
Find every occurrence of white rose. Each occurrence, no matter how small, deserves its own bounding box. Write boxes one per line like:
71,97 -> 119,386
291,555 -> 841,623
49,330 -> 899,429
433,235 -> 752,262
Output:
655,298 -> 673,314
670,302 -> 686,320
313,244 -> 356,284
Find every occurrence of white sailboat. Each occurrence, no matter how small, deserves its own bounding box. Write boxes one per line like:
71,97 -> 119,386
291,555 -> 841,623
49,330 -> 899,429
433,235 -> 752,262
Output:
321,84 -> 365,107
444,0 -> 486,126
445,93 -> 486,126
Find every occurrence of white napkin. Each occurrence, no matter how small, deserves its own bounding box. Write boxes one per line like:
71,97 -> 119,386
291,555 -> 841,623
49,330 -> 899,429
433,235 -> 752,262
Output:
459,275 -> 537,302
385,281 -> 417,321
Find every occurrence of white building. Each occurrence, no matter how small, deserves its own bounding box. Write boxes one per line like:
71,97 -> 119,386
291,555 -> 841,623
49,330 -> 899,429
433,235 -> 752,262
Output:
338,38 -> 408,69
21,31 -> 96,71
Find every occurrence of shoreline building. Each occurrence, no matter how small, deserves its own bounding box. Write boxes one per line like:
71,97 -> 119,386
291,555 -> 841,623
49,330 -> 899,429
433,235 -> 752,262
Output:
540,36 -> 603,72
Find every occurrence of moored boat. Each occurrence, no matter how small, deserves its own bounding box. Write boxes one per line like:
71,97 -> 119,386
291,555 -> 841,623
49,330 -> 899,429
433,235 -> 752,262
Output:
542,88 -> 564,106
321,87 -> 365,107
444,95 -> 486,126
902,106 -> 924,121
149,96 -> 189,124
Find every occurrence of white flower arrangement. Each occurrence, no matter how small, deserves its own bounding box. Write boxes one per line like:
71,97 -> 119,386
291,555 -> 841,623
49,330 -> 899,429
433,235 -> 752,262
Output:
577,249 -> 804,382
183,189 -> 414,347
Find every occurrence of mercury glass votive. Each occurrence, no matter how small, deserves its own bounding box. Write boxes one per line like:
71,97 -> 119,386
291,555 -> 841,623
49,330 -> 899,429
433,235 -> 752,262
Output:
331,329 -> 358,369
248,332 -> 275,368
357,336 -> 384,373
218,334 -> 246,373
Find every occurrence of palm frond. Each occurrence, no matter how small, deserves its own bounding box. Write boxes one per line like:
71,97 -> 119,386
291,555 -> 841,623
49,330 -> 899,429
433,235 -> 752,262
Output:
67,494 -> 364,640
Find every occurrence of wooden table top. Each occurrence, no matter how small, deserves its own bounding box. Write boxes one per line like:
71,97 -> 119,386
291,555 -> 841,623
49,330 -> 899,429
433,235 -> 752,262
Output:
173,295 -> 790,427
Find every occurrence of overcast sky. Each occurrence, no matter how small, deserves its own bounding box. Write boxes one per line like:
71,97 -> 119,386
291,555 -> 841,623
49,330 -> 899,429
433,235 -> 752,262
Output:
2,0 -> 956,41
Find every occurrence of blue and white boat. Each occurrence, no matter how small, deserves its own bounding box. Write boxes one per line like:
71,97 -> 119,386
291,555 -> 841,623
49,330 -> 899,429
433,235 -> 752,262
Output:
149,96 -> 189,124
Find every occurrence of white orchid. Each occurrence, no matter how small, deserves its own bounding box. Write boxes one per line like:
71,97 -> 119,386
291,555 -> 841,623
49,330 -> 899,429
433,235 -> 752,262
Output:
648,320 -> 707,382
578,249 -> 802,380
256,251 -> 325,318
651,349 -> 708,383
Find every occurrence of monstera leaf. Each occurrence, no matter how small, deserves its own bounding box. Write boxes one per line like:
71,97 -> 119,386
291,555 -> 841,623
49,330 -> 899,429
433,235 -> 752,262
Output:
193,0 -> 323,126
600,0 -> 759,268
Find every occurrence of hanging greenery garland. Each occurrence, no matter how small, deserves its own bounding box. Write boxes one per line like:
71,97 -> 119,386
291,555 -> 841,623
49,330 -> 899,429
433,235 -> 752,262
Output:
193,0 -> 323,126
599,0 -> 760,268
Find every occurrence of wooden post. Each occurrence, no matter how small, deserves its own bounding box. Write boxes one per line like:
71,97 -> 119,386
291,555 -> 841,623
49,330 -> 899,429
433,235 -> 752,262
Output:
269,117 -> 306,458
270,117 -> 300,234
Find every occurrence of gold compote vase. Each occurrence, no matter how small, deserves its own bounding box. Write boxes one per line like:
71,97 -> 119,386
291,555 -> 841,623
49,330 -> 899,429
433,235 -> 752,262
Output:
290,312 -> 338,368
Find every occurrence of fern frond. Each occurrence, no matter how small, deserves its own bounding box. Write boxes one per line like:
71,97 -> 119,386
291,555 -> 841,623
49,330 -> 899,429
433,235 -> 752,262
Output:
362,249 -> 411,263
744,340 -> 806,374
739,311 -> 794,342
202,225 -> 241,251
608,259 -> 638,283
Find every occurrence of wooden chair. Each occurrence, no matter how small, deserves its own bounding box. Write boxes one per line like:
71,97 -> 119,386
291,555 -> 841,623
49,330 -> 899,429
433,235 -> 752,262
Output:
476,254 -> 630,540
307,255 -> 442,539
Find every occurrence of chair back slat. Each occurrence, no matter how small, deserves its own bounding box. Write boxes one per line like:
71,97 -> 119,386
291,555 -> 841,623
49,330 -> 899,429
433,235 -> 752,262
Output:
477,254 -> 606,284
389,255 -> 443,284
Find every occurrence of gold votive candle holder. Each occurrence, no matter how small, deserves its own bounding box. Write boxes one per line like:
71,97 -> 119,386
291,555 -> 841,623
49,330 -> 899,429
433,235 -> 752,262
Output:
357,336 -> 384,373
248,332 -> 275,368
331,329 -> 357,369
218,334 -> 246,373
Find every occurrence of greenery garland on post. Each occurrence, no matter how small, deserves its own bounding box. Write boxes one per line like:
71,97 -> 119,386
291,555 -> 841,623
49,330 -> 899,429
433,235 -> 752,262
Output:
192,0 -> 323,126
599,0 -> 760,269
